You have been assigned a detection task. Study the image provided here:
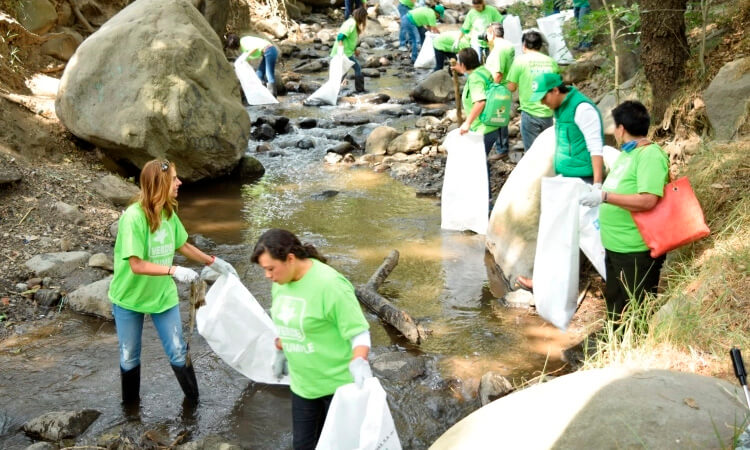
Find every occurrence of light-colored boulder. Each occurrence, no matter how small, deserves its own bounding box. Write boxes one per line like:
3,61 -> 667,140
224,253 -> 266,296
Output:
704,57 -> 750,141
432,368 -> 750,449
25,251 -> 91,277
23,410 -> 101,441
176,435 -> 242,450
66,276 -> 113,320
90,174 -> 139,207
411,70 -> 456,103
53,201 -> 84,225
88,253 -> 113,271
18,0 -> 57,34
478,372 -> 514,406
386,129 -> 430,155
55,0 -> 251,183
365,126 -> 400,155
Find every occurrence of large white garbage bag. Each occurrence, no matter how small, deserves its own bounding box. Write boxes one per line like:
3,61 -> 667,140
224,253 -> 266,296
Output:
536,11 -> 575,64
441,129 -> 489,234
533,176 -> 587,330
307,52 -> 355,106
234,53 -> 278,105
316,378 -> 402,450
414,32 -> 437,69
579,203 -> 606,279
503,15 -> 524,56
197,274 -> 289,385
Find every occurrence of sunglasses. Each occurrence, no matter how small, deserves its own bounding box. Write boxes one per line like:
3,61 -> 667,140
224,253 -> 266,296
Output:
160,160 -> 170,172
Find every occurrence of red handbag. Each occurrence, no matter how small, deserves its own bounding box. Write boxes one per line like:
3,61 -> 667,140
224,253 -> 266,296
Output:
631,177 -> 710,257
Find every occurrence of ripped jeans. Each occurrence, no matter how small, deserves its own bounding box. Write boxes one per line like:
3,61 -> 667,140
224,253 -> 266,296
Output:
113,303 -> 187,371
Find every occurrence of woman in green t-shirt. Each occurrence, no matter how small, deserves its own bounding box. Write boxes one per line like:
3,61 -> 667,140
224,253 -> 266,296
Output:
225,33 -> 279,96
251,228 -> 372,449
579,101 -> 669,320
109,159 -> 238,410
333,7 -> 368,93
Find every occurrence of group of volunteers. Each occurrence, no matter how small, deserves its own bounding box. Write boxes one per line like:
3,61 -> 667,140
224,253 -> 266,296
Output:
105,1 -> 670,449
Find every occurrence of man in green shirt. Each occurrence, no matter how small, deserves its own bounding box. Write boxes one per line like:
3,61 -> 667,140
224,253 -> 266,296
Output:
454,0 -> 503,63
397,0 -> 415,51
401,5 -> 444,62
484,22 -> 515,156
432,30 -> 470,72
506,30 -> 559,151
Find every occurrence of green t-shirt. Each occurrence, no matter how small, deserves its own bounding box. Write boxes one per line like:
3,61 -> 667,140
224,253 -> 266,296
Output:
272,259 -> 369,399
506,51 -> 559,118
239,36 -> 271,60
462,66 -> 500,135
332,18 -> 359,57
399,0 -> 414,8
461,6 -> 503,47
485,38 -> 515,82
600,144 -> 669,253
407,7 -> 437,27
433,31 -> 470,52
108,203 -> 188,314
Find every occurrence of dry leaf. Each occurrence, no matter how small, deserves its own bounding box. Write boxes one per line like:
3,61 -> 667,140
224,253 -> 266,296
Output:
684,397 -> 699,409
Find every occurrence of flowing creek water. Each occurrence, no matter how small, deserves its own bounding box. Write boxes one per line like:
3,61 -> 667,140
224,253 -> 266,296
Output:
0,45 -> 579,449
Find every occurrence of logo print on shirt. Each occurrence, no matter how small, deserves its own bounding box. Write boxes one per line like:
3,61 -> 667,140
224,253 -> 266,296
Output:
275,296 -> 306,342
153,228 -> 167,244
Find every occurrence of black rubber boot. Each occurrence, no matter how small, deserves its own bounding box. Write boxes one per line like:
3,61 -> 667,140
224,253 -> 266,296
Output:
354,75 -> 365,93
267,81 -> 277,97
171,363 -> 199,405
121,365 -> 140,405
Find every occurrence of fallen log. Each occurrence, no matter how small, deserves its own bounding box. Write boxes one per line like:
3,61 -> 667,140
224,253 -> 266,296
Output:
355,249 -> 428,345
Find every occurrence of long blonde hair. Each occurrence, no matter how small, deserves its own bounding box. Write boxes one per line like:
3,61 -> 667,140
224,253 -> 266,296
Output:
137,159 -> 177,233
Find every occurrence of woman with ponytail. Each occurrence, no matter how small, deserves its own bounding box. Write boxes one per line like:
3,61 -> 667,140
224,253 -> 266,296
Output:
251,228 -> 372,449
108,159 -> 238,410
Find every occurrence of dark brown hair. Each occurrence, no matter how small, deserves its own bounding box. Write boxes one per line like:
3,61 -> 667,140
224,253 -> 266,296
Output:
251,229 -> 327,264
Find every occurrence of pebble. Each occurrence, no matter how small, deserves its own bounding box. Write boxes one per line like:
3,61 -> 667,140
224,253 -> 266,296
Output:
16,283 -> 28,292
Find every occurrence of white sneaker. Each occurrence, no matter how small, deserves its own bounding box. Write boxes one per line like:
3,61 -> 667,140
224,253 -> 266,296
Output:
398,46 -> 407,52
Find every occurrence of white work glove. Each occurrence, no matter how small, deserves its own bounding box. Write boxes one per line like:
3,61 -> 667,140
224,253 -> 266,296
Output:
592,182 -> 602,190
452,37 -> 460,51
579,188 -> 604,207
172,266 -> 199,283
272,348 -> 288,380
349,357 -> 372,388
209,256 -> 239,278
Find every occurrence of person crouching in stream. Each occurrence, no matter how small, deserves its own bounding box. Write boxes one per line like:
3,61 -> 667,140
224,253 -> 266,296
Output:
224,33 -> 279,96
251,228 -> 372,450
334,7 -> 368,93
108,159 -> 238,411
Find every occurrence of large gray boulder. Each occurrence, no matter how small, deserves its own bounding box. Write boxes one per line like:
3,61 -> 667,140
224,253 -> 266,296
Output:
432,368 -> 750,449
55,0 -> 251,182
25,251 -> 91,278
386,129 -> 430,155
365,126 -> 400,155
704,57 -> 750,141
411,70 -> 456,103
23,409 -> 101,442
66,276 -> 113,320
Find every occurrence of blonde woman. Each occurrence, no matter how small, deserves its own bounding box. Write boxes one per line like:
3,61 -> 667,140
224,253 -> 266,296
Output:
108,159 -> 237,408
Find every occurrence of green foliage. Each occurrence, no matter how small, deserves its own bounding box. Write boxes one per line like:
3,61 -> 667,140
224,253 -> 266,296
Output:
562,3 -> 641,51
505,1 -> 544,27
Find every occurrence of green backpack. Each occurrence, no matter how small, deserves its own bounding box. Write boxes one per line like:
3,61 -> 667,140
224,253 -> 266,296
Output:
475,70 -> 512,128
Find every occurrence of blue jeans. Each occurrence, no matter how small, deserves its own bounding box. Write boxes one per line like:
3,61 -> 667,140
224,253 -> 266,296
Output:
433,49 -> 456,72
401,18 -> 424,62
344,0 -> 363,19
349,56 -> 362,78
397,4 -> 410,47
113,303 -> 187,371
256,45 -> 278,85
483,129 -> 500,200
495,126 -> 509,154
292,391 -> 334,450
520,111 -> 554,151
574,6 -> 592,48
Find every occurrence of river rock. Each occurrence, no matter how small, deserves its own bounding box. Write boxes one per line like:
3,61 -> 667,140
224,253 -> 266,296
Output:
371,352 -> 426,382
411,69 -> 455,103
416,116 -> 441,128
18,0 -> 57,34
40,30 -> 82,61
55,0 -> 250,183
23,409 -> 101,441
563,59 -> 601,84
311,190 -> 340,200
360,93 -> 390,104
296,138 -> 315,149
25,442 -> 59,450
90,174 -> 139,207
362,68 -> 381,78
327,142 -> 356,155
386,129 -> 430,155
34,289 -> 61,307
333,114 -> 370,126
176,434 -> 242,450
704,57 -> 750,141
478,372 -> 514,406
235,155 -> 265,182
256,16 -> 287,39
297,118 -> 317,129
432,368 -> 750,449
324,153 -> 343,164
0,166 -> 22,185
294,59 -> 326,73
365,126 -> 400,155
66,276 -> 113,320
25,251 -> 91,278
53,201 -> 84,225
88,253 -> 113,271
251,123 -> 276,141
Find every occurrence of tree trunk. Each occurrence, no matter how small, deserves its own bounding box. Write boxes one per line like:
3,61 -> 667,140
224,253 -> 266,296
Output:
640,0 -> 689,123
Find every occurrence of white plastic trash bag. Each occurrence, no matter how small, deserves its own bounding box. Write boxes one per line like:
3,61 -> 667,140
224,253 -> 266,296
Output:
503,15 -> 523,56
316,378 -> 401,450
441,129 -> 489,234
414,32 -> 436,69
532,176 -> 587,330
579,204 -> 606,279
536,11 -> 575,64
307,52 -> 355,106
197,274 -> 289,385
234,53 -> 278,105
378,0 -> 400,17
